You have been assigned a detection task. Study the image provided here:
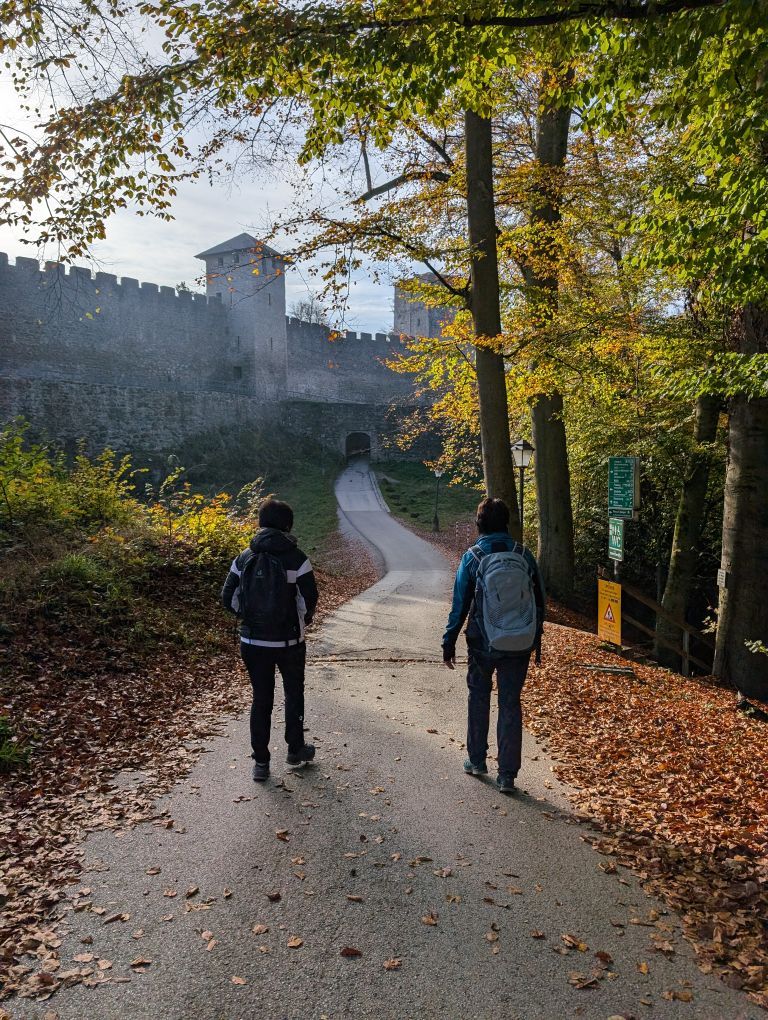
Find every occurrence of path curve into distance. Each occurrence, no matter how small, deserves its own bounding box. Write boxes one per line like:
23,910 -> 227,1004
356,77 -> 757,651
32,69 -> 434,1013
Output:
17,461 -> 748,1020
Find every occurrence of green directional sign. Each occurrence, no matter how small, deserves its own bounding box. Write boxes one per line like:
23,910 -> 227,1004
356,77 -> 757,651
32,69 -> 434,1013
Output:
608,456 -> 640,520
608,517 -> 625,562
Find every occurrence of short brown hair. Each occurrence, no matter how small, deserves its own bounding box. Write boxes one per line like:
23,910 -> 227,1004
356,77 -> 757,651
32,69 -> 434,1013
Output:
476,497 -> 510,534
258,497 -> 294,532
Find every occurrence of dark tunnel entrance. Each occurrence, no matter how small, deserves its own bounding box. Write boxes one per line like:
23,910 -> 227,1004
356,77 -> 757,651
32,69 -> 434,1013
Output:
346,431 -> 372,459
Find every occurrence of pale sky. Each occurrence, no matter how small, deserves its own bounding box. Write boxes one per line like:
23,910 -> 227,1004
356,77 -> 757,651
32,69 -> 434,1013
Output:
0,81 -> 403,334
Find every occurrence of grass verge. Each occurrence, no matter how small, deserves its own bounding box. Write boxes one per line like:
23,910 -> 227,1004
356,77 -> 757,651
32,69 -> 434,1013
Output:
375,461 -> 479,535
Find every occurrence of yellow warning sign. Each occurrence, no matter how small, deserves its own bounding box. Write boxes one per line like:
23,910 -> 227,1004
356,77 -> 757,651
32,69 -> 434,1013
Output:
598,579 -> 622,645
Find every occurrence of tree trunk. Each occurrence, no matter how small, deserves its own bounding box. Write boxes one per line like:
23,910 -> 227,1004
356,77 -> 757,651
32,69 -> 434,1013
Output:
655,394 -> 721,669
524,79 -> 575,598
530,391 -> 574,596
713,304 -> 768,698
464,109 -> 520,537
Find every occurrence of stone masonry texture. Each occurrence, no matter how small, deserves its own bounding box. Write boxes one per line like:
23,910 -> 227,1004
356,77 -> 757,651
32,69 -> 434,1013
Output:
0,240 -> 445,459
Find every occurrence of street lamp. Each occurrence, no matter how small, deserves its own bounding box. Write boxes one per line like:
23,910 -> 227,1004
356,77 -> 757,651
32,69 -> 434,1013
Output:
511,440 -> 535,541
432,468 -> 444,532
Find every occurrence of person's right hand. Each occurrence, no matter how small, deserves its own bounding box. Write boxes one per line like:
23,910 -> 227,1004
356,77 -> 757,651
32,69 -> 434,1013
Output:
442,646 -> 456,670
442,656 -> 455,670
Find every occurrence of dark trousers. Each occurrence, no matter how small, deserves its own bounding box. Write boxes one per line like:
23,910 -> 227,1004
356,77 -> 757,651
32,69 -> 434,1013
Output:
240,642 -> 306,764
466,646 -> 530,779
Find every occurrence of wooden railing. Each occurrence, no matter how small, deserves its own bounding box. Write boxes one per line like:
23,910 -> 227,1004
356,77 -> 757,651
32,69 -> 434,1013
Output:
598,569 -> 715,676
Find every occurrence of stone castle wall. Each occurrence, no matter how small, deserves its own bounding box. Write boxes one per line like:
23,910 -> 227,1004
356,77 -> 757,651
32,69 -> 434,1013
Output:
0,252 -> 424,457
284,318 -> 414,404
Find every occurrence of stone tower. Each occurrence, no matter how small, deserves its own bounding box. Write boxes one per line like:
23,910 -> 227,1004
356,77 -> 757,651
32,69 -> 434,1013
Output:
196,233 -> 287,399
393,273 -> 456,339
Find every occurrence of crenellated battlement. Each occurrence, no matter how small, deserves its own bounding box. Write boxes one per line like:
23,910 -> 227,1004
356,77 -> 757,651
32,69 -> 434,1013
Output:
0,237 -> 437,457
0,253 -> 222,307
285,316 -> 405,349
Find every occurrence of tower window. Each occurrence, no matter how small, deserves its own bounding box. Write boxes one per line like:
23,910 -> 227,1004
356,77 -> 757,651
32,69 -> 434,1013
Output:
217,256 -> 224,267
234,366 -> 243,380
233,252 -> 240,265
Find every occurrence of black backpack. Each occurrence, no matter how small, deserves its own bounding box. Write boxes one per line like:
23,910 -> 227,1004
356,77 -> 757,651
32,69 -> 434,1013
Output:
236,550 -> 297,637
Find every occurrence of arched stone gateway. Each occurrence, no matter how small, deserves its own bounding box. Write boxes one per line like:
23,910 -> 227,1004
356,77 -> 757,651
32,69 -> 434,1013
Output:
346,431 -> 372,459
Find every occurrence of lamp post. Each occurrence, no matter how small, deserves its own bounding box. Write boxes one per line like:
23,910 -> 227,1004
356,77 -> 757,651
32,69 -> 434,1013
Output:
511,440 -> 535,541
432,468 -> 444,532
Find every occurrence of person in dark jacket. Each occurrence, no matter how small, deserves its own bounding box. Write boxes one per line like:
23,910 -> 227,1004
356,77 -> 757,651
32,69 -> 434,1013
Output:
221,498 -> 319,781
442,497 -> 545,794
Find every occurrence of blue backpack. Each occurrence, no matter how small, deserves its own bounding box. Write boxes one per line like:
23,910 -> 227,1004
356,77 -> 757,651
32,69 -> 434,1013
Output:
470,543 -> 538,654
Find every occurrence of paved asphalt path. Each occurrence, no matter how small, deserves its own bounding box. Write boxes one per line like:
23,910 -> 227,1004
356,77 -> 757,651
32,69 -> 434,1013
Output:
16,461 -> 753,1020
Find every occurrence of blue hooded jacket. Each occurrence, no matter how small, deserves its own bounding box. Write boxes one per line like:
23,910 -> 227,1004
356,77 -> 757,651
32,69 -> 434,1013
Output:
442,532 -> 546,658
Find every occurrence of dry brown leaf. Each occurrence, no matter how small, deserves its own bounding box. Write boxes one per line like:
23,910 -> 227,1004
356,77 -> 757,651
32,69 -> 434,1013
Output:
346,895 -> 364,902
561,933 -> 588,952
231,976 -> 247,985
275,829 -> 290,842
252,924 -> 269,935
421,913 -> 438,926
340,946 -> 362,958
287,936 -> 303,948
383,958 -> 402,971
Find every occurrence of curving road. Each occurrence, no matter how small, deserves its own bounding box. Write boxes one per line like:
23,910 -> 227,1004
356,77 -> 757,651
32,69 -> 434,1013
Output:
16,462 -> 748,1020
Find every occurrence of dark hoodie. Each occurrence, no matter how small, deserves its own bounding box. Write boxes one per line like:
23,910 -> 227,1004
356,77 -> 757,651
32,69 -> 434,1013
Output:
221,528 -> 319,646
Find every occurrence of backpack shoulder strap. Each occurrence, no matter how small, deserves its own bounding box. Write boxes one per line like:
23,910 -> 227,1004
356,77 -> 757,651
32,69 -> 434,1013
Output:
469,544 -> 484,564
238,548 -> 255,574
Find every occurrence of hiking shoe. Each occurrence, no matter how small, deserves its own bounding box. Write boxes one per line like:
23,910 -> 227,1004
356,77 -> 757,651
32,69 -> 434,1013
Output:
463,758 -> 488,776
286,743 -> 316,766
252,761 -> 270,782
496,774 -> 516,795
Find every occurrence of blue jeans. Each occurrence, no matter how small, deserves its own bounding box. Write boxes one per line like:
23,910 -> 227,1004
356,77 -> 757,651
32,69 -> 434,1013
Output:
466,647 -> 530,779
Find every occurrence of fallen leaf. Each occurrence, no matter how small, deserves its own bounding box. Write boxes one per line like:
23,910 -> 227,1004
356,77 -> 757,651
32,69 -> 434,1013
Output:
561,933 -> 589,952
130,957 -> 152,969
340,946 -> 362,957
421,913 -> 438,926
637,961 -> 649,974
287,936 -> 303,948
252,924 -> 269,935
185,885 -> 199,899
485,931 -> 499,943
266,892 -> 281,902
383,958 -> 402,971
664,989 -> 693,1002
531,930 -> 545,939
275,830 -> 290,842
567,971 -> 600,990
231,976 -> 247,985
346,895 -> 364,902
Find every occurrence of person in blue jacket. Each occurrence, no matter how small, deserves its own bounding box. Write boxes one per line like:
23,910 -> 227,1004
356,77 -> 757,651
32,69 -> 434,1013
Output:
442,497 -> 545,793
